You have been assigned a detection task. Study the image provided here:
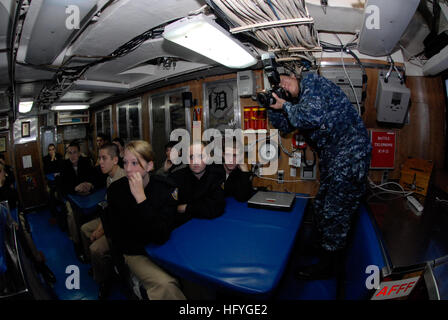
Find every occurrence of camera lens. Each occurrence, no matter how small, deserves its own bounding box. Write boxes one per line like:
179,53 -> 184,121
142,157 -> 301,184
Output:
256,92 -> 272,108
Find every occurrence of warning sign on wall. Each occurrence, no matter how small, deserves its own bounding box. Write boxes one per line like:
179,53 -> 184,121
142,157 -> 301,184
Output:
370,130 -> 396,169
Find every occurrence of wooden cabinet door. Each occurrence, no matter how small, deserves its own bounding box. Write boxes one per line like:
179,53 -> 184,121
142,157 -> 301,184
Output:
14,142 -> 47,209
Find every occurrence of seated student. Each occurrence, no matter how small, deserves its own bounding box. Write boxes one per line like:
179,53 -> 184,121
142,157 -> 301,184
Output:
155,141 -> 186,177
0,154 -> 14,186
0,162 -> 56,284
43,143 -> 63,175
59,141 -> 95,196
221,143 -> 255,202
171,142 -> 226,220
80,143 -> 125,299
95,133 -> 109,166
43,144 -> 64,223
107,140 -> 186,300
58,141 -> 96,260
112,137 -> 125,168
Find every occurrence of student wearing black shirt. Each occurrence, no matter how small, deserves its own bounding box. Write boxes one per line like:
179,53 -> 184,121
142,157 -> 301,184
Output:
171,142 -> 226,220
59,142 -> 95,196
112,137 -> 125,168
58,141 -> 96,260
43,143 -> 63,175
43,143 -> 63,223
155,141 -> 186,178
0,154 -> 14,186
221,143 -> 254,202
107,140 -> 186,300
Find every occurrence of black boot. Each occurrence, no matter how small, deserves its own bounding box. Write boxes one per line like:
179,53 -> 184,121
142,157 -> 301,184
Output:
296,249 -> 344,280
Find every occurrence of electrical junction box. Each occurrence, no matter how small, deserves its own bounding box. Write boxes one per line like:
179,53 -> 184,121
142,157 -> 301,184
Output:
237,70 -> 255,97
375,71 -> 411,124
320,67 -> 363,112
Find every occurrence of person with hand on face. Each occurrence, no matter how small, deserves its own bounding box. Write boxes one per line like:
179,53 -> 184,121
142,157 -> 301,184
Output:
171,142 -> 226,220
80,143 -> 125,299
156,141 -> 186,178
43,143 -> 63,175
267,70 -> 371,280
107,140 -> 186,300
220,142 -> 254,202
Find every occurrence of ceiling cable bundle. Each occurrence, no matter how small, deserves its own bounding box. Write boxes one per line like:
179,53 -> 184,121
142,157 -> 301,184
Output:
208,0 -> 320,68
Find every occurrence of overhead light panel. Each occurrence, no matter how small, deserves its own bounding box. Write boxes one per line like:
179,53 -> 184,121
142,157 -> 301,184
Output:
19,100 -> 33,113
163,14 -> 258,69
50,104 -> 89,111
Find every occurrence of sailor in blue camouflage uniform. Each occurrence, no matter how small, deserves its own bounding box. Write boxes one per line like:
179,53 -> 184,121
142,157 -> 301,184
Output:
268,71 -> 371,280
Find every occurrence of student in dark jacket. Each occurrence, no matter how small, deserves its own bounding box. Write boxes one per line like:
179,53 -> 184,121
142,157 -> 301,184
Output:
57,141 -> 96,256
0,154 -> 14,186
155,141 -> 186,178
112,137 -> 125,168
43,143 -> 64,223
220,143 -> 254,202
0,163 -> 17,209
107,140 -> 186,300
58,141 -> 95,196
43,143 -> 63,175
171,142 -> 226,220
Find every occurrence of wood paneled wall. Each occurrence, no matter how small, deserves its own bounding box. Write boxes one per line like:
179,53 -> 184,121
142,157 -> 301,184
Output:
91,58 -> 446,196
364,68 -> 446,182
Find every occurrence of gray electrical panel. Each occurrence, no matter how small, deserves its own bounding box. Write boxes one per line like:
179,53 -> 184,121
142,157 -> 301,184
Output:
237,70 -> 255,97
375,71 -> 410,124
320,67 -> 363,112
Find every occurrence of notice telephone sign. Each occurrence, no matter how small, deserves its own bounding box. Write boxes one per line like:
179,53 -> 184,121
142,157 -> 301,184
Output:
370,130 -> 396,169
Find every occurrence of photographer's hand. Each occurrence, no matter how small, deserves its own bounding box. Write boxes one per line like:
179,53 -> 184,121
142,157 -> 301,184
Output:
270,93 -> 286,110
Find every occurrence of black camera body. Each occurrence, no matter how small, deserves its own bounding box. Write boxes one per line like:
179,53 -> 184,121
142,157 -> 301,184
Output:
256,54 -> 291,108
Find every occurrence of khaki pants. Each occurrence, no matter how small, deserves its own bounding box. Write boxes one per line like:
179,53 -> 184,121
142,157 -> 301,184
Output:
65,201 -> 79,244
124,254 -> 186,300
80,218 -> 112,283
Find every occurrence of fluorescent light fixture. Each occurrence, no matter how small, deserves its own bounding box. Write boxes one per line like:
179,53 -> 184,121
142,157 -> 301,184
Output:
19,100 -> 33,113
50,104 -> 89,111
163,14 -> 258,69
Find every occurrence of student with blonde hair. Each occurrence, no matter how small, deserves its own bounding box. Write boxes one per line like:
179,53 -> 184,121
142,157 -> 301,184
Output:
106,140 -> 186,300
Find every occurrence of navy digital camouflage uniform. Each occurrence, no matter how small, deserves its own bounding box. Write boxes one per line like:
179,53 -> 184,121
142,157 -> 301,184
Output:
268,73 -> 372,251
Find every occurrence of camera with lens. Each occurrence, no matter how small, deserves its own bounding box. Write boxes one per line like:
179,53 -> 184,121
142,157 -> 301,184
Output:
256,53 -> 291,108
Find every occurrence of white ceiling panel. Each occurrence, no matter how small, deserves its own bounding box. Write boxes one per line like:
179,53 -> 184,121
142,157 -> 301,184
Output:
67,0 -> 206,57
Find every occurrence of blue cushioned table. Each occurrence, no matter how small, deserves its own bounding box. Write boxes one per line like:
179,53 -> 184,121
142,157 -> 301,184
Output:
66,188 -> 106,215
145,195 -> 308,296
46,173 -> 55,182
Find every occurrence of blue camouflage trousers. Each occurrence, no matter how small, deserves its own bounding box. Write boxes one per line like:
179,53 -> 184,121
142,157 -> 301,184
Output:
313,158 -> 369,252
